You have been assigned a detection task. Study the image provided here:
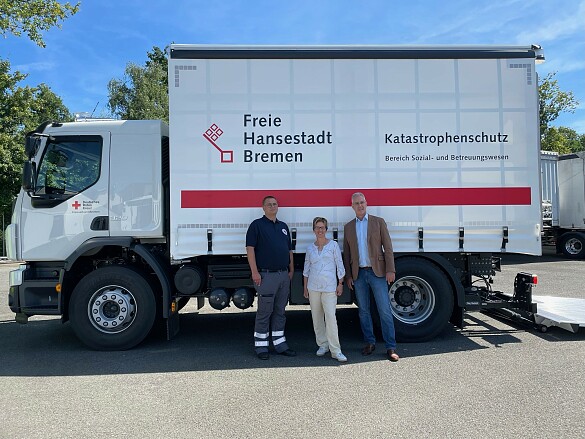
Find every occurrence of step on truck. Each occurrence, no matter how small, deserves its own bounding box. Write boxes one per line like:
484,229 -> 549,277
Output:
6,45 -> 545,350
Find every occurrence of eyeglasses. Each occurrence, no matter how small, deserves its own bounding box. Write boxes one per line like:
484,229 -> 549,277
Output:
314,226 -> 326,230
264,203 -> 278,207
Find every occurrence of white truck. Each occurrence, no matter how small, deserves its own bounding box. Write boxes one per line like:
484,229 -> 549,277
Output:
6,45 -> 544,350
541,150 -> 585,258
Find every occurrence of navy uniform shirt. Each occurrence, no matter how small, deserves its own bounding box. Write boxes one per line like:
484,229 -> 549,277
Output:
246,216 -> 292,270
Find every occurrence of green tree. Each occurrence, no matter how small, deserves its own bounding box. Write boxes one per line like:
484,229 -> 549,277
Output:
556,127 -> 585,153
0,59 -> 29,219
1,0 -> 77,252
107,46 -> 169,122
538,72 -> 581,154
0,59 -> 71,223
538,72 -> 578,136
0,0 -> 79,47
541,127 -> 572,154
541,127 -> 585,154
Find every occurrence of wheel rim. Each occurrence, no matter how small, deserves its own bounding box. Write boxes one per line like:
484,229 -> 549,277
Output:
389,276 -> 436,325
564,237 -> 583,255
88,285 -> 137,334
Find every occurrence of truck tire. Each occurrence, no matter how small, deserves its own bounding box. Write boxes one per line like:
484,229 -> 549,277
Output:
69,266 -> 156,350
559,232 -> 585,259
390,258 -> 454,342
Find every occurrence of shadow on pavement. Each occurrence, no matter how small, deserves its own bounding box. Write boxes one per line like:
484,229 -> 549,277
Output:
0,305 -> 564,377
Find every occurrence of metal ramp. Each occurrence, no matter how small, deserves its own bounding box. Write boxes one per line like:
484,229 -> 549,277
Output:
532,295 -> 585,333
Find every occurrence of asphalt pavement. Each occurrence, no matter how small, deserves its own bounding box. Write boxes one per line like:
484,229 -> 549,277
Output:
1,250 -> 584,439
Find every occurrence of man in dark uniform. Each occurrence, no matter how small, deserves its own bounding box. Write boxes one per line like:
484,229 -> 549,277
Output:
246,195 -> 297,360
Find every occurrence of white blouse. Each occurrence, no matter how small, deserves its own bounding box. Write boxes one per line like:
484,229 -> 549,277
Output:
303,240 -> 345,293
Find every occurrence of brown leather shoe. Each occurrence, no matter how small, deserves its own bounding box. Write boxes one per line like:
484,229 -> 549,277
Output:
361,343 -> 376,356
387,349 -> 399,362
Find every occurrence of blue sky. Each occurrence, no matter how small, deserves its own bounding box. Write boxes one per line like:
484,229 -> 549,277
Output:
3,0 -> 584,133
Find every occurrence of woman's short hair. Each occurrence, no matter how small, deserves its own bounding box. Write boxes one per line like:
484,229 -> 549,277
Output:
312,216 -> 328,230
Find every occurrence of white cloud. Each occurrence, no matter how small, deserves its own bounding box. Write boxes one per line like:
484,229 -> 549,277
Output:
515,0 -> 585,43
408,0 -> 540,43
13,61 -> 55,73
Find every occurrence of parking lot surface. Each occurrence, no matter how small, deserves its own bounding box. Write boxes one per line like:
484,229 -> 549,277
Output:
1,251 -> 584,438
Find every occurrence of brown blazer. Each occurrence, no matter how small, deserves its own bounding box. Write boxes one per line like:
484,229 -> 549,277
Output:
343,214 -> 395,280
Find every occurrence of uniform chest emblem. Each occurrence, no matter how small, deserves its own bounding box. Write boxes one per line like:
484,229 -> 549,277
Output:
282,229 -> 288,236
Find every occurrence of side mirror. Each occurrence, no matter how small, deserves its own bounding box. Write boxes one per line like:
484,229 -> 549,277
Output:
22,161 -> 35,191
24,136 -> 40,159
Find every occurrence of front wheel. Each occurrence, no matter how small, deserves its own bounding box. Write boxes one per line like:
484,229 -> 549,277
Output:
69,266 -> 156,350
390,258 -> 454,342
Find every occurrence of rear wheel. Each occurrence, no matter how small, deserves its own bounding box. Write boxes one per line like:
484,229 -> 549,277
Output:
559,232 -> 585,259
69,266 -> 156,350
390,258 -> 454,342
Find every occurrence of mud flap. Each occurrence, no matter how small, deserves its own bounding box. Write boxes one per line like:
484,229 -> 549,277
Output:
450,305 -> 464,328
166,310 -> 180,340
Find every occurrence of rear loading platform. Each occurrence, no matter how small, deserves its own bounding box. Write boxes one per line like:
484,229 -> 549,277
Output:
477,272 -> 585,334
532,295 -> 585,333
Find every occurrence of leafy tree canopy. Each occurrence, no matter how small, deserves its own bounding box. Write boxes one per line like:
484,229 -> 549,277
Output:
0,0 -> 79,47
538,72 -> 583,154
0,59 -> 71,220
0,0 -> 80,47
538,72 -> 578,136
107,46 -> 169,122
541,126 -> 585,155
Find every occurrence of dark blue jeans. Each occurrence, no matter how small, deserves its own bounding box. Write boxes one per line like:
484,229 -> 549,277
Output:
354,268 -> 397,349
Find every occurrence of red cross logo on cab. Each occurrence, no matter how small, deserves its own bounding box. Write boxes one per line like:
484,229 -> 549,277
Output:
72,201 -> 81,210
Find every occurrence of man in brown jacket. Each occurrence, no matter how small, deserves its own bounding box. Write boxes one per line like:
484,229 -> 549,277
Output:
343,192 -> 399,362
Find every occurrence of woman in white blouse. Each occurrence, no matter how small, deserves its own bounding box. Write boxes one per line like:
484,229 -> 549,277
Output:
303,217 -> 347,362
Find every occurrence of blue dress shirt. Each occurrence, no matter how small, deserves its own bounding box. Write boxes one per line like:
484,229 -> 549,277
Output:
356,214 -> 371,267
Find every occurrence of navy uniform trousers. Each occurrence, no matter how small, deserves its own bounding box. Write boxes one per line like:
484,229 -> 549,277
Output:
253,271 -> 291,354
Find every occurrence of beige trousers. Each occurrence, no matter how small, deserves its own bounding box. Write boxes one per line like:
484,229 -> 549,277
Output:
308,289 -> 341,355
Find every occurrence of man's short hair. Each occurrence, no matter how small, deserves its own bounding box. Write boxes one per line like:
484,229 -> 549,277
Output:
262,195 -> 277,206
351,192 -> 366,202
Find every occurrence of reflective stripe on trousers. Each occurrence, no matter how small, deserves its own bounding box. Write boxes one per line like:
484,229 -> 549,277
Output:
253,271 -> 291,354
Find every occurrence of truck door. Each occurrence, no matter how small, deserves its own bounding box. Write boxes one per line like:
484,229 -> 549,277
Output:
20,132 -> 110,261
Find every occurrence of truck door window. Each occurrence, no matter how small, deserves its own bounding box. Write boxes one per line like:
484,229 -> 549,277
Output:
35,136 -> 102,196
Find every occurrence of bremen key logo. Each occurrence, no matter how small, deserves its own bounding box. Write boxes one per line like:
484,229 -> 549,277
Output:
203,124 -> 233,163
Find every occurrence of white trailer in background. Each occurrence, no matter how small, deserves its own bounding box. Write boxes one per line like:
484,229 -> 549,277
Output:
541,151 -> 585,258
6,45 -> 549,350
492,150 -> 585,334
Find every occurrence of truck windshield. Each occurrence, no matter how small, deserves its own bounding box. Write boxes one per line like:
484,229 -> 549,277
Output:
35,136 -> 102,195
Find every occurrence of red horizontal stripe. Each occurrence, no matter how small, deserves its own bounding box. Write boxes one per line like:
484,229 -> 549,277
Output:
181,187 -> 531,208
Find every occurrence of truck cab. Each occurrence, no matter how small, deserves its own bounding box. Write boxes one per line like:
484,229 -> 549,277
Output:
7,120 -> 168,345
